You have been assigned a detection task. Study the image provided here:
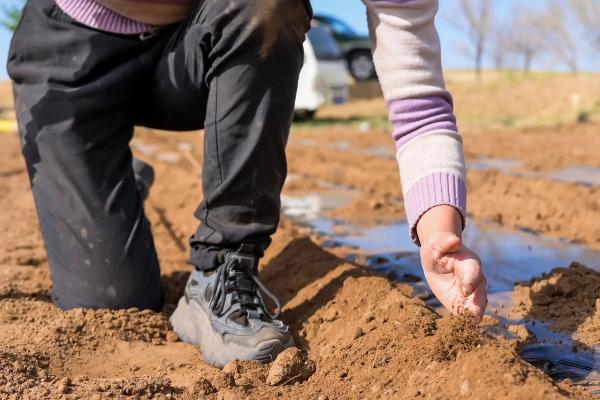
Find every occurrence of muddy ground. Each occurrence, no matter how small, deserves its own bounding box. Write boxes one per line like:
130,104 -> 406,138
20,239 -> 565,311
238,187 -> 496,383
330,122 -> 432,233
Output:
1,74 -> 600,398
286,124 -> 600,249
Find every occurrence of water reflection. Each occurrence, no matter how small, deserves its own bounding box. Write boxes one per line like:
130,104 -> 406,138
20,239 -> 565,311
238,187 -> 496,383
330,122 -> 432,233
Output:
281,191 -> 600,387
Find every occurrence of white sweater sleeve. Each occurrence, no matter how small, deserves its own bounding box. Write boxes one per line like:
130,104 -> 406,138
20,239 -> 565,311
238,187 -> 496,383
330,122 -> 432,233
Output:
363,0 -> 467,244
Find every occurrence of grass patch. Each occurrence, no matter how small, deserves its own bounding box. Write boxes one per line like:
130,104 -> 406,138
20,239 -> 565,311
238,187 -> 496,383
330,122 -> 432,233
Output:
293,116 -> 389,130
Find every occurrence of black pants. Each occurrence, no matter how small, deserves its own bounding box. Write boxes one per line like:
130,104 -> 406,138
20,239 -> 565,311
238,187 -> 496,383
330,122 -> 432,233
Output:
8,0 -> 311,311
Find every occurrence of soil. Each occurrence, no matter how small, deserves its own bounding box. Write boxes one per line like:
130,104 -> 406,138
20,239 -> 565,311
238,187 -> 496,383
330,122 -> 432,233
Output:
2,71 -> 600,398
0,131 -> 593,399
285,129 -> 600,249
513,263 -> 600,348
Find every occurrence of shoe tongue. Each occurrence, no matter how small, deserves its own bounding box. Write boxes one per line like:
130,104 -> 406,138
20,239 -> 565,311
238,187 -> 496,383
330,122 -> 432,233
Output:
224,256 -> 258,318
230,253 -> 257,274
229,310 -> 249,327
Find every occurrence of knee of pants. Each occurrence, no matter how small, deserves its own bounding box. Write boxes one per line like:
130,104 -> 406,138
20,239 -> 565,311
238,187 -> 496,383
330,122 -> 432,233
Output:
253,0 -> 312,50
206,0 -> 312,57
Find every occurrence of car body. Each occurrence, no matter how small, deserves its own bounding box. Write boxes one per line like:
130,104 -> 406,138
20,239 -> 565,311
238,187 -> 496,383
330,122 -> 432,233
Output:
313,14 -> 376,81
294,25 -> 351,119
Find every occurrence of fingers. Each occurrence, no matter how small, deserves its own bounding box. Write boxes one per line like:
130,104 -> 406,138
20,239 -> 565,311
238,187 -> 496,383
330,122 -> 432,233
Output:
463,278 -> 488,321
455,252 -> 487,320
456,254 -> 484,297
429,233 -> 462,262
426,233 -> 462,274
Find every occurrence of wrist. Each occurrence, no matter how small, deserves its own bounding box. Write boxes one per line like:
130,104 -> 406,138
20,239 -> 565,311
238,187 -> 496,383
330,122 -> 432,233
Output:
416,205 -> 463,246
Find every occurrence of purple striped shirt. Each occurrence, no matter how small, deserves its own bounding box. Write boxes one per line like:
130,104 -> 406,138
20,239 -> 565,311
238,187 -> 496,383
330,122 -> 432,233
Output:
56,0 -> 158,34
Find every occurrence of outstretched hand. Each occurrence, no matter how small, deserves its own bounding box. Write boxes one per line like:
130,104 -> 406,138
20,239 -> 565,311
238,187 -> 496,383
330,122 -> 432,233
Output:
416,206 -> 487,320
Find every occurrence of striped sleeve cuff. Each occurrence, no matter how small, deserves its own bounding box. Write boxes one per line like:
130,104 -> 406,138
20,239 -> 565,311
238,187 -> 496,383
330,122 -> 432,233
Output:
404,172 -> 466,245
395,129 -> 467,245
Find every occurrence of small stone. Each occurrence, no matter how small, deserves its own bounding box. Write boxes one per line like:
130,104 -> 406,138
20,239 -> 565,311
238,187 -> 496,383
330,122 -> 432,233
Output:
370,200 -> 384,210
503,372 -> 516,384
322,308 -> 339,322
266,348 -> 316,386
57,382 -> 70,394
216,389 -> 238,400
190,378 -> 217,396
460,380 -> 469,395
215,372 -> 236,388
507,324 -> 531,340
166,331 -> 179,343
318,396 -> 329,400
353,327 -> 364,340
362,311 -> 375,323
222,362 -> 240,376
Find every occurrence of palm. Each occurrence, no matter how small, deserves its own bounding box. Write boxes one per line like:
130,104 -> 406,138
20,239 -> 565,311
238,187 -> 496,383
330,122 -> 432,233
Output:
420,236 -> 487,319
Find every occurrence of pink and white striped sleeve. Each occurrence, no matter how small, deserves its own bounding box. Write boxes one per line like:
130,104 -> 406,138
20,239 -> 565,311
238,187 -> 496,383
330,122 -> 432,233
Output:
363,0 -> 466,244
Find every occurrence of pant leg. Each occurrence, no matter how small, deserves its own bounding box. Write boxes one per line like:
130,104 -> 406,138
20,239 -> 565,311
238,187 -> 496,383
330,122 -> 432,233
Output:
8,0 -> 164,310
137,0 -> 312,269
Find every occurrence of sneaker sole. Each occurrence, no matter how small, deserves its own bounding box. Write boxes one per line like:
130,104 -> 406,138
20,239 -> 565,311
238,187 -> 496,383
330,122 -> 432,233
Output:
169,296 -> 294,369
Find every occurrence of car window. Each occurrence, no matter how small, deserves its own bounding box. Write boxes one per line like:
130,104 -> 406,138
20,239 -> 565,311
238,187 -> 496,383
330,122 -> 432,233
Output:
328,18 -> 356,36
308,26 -> 344,60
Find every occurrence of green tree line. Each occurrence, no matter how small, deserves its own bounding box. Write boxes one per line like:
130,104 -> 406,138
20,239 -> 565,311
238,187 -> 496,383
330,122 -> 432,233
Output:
2,1 -> 24,32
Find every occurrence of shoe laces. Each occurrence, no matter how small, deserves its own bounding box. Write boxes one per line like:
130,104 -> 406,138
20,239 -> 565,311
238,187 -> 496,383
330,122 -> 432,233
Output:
209,251 -> 282,321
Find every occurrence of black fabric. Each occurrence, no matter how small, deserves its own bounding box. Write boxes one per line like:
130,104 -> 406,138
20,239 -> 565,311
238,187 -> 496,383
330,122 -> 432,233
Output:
8,0 -> 311,310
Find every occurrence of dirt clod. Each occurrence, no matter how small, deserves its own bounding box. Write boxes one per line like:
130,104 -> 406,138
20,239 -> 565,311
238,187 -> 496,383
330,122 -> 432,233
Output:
186,378 -> 217,397
222,360 -> 268,387
507,324 -> 532,341
266,348 -> 316,386
166,330 -> 179,343
513,262 -> 600,347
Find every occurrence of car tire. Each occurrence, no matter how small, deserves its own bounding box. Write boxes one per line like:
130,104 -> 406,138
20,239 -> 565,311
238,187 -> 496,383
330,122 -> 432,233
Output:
348,50 -> 375,81
294,109 -> 316,121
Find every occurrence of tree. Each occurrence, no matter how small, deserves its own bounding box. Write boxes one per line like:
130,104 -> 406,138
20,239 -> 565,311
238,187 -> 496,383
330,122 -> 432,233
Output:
543,1 -> 580,73
509,5 -> 551,73
489,22 -> 513,71
569,0 -> 600,50
505,3 -> 582,73
453,0 -> 495,77
1,1 -> 24,32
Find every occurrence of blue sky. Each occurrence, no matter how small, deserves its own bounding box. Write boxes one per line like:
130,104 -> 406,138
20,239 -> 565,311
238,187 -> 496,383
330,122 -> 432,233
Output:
0,0 -> 595,79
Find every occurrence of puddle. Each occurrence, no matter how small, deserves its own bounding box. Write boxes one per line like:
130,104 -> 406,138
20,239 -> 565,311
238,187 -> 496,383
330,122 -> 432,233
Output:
281,190 -> 600,387
469,157 -> 600,187
527,166 -> 600,187
307,218 -> 600,306
281,186 -> 358,220
289,137 -> 395,160
290,140 -> 600,187
469,157 -> 523,173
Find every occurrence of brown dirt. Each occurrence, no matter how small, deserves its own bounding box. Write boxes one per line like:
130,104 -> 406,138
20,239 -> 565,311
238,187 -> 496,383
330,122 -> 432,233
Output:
467,170 -> 600,248
513,263 -> 600,348
285,130 -> 600,249
291,119 -> 600,172
0,131 -> 592,399
464,123 -> 600,170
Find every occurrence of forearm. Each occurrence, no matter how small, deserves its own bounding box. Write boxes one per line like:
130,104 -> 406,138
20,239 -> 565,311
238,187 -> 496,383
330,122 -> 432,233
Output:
363,0 -> 466,244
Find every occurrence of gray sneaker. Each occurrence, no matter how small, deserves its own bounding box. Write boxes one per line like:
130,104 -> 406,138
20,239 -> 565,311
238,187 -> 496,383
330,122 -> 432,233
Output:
170,248 -> 294,368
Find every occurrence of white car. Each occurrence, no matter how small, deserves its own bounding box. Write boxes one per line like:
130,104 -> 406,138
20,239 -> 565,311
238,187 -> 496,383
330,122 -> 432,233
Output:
294,25 -> 351,119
